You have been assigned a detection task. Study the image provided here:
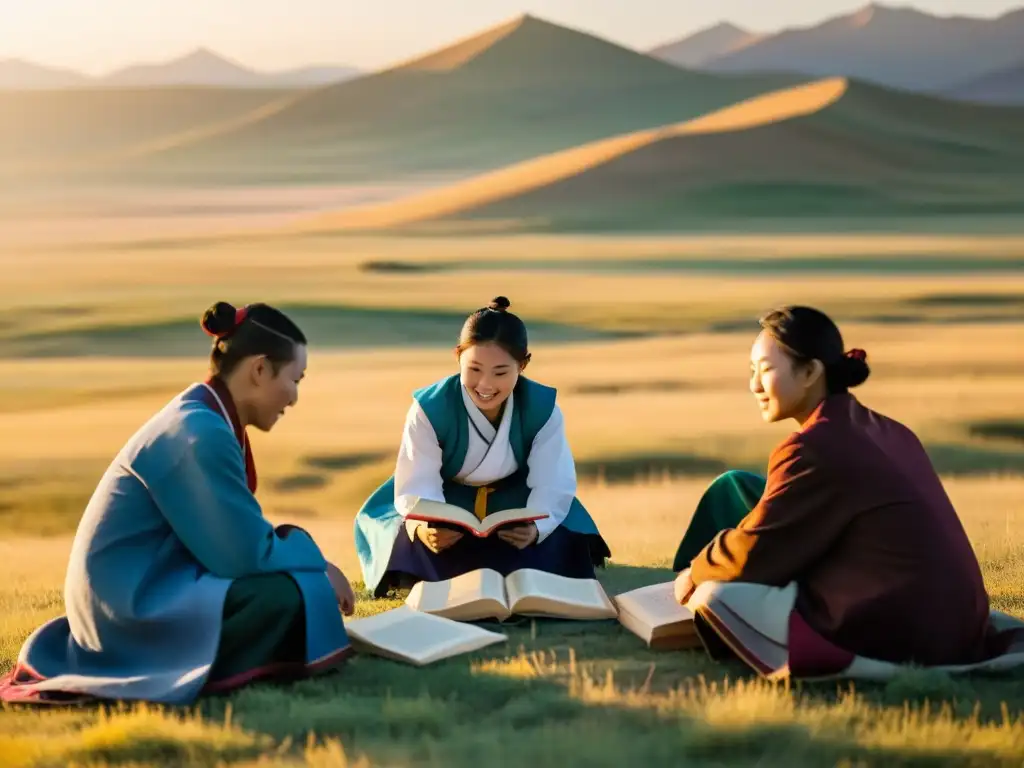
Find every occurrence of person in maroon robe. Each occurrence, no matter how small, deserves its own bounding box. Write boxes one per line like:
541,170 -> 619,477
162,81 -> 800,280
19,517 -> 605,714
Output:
672,306 -> 1000,671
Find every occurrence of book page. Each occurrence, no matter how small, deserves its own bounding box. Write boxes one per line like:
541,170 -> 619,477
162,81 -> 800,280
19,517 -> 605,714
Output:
405,499 -> 483,532
405,569 -> 511,621
345,606 -> 507,666
613,582 -> 694,628
505,569 -> 618,620
477,507 -> 550,536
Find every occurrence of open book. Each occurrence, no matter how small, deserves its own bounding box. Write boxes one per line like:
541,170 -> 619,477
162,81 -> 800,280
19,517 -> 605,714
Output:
613,582 -> 701,650
406,568 -> 619,622
344,606 -> 508,666
405,500 -> 548,538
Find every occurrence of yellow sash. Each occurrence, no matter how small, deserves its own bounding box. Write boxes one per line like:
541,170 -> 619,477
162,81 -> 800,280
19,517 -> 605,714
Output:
473,487 -> 494,521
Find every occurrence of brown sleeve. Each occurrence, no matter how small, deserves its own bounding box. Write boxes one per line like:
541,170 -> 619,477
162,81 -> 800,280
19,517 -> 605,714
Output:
689,437 -> 845,587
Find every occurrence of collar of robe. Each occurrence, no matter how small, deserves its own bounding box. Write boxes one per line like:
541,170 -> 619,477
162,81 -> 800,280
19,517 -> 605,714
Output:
202,376 -> 258,494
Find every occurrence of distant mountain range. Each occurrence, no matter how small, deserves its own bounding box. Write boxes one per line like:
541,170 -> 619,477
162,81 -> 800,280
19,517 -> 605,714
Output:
3,3 -> 1023,103
650,3 -> 1024,100
2,15 -> 794,183
0,48 -> 360,90
944,61 -> 1024,105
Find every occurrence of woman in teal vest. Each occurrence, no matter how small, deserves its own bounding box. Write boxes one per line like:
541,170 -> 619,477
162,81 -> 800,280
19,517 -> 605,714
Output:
2,302 -> 355,706
355,297 -> 610,597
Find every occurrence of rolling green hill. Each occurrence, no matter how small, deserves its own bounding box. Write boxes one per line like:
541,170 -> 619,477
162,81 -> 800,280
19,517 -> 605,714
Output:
72,15 -> 797,186
295,76 -> 1024,233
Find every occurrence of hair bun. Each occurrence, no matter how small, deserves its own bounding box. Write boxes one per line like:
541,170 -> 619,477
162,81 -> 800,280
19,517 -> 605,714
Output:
488,296 -> 511,312
835,351 -> 871,389
201,301 -> 239,338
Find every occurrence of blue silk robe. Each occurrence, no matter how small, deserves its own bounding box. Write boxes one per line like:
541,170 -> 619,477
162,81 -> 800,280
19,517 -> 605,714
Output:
3,383 -> 351,705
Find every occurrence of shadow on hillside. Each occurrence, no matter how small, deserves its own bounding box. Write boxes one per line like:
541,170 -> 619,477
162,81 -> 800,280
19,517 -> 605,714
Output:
1,304 -> 621,359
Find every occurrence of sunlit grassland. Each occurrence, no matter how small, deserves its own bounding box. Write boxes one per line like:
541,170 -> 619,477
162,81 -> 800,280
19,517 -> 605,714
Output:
2,232 -> 1023,766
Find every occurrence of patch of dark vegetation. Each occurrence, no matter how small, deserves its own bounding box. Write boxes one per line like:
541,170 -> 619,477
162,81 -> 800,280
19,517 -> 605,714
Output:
433,255 -> 1024,276
924,443 -> 1024,476
359,259 -> 445,273
569,380 -> 691,396
303,451 -> 392,473
268,474 -> 329,493
1,303 -> 623,359
908,293 -> 1024,308
968,420 -> 1024,446
576,452 -> 733,483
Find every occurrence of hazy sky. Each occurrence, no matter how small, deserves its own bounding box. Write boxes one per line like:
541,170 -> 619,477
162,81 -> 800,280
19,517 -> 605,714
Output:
3,0 -> 1021,74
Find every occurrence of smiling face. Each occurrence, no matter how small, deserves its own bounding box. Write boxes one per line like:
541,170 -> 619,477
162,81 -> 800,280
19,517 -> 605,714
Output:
247,343 -> 307,432
749,330 -> 824,424
458,341 -> 523,418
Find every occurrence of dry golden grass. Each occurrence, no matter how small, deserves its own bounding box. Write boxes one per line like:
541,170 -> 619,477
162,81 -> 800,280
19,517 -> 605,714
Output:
2,231 -> 1023,766
4,474 -> 1024,767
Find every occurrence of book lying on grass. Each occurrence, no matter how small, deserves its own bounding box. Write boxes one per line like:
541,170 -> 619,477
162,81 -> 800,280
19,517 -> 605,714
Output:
344,606 -> 508,666
405,567 -> 619,622
613,582 -> 701,650
405,499 -> 548,538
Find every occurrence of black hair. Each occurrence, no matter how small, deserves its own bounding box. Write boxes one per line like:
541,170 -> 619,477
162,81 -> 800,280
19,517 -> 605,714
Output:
200,301 -> 306,378
758,306 -> 870,394
456,296 -> 531,364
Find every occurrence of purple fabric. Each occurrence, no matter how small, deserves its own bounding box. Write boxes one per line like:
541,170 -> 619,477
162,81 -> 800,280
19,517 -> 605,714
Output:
379,525 -> 596,593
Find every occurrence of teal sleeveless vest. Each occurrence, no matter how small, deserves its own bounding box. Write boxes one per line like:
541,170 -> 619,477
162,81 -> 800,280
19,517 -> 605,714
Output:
354,374 -> 607,595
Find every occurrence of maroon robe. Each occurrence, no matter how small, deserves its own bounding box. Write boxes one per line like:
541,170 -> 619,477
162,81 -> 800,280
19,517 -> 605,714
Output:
689,393 -> 993,666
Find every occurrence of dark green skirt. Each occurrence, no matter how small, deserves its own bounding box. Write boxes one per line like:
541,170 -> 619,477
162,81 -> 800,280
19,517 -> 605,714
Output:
207,573 -> 307,684
672,470 -> 766,572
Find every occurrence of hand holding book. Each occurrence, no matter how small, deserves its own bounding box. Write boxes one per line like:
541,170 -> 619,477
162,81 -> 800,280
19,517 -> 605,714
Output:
405,499 -> 549,538
416,525 -> 464,553
495,522 -> 538,549
674,568 -> 695,605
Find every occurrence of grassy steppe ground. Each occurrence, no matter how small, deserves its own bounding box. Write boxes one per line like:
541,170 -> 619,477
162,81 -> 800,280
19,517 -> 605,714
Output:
2,233 -> 1024,767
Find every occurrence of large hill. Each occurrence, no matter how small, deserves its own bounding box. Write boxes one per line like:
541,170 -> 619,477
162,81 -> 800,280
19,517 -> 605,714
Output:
292,77 -> 1024,233
77,15 -> 797,186
696,4 -> 1024,94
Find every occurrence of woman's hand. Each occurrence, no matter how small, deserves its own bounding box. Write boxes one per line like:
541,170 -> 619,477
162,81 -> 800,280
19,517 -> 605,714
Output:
497,523 -> 539,549
674,568 -> 695,605
326,561 -> 356,616
416,524 -> 463,554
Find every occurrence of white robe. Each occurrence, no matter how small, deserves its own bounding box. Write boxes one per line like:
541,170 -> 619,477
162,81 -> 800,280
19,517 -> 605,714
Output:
394,387 -> 576,542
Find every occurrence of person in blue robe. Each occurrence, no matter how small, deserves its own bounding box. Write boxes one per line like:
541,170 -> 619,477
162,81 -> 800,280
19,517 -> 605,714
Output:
1,302 -> 355,706
355,296 -> 611,598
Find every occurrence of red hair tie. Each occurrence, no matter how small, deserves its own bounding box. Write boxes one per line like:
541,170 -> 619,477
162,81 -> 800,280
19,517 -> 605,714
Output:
844,348 -> 867,362
203,305 -> 249,339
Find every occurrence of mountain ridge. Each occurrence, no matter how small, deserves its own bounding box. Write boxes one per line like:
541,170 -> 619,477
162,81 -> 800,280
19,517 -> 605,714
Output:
0,48 -> 359,90
693,2 -> 1024,93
